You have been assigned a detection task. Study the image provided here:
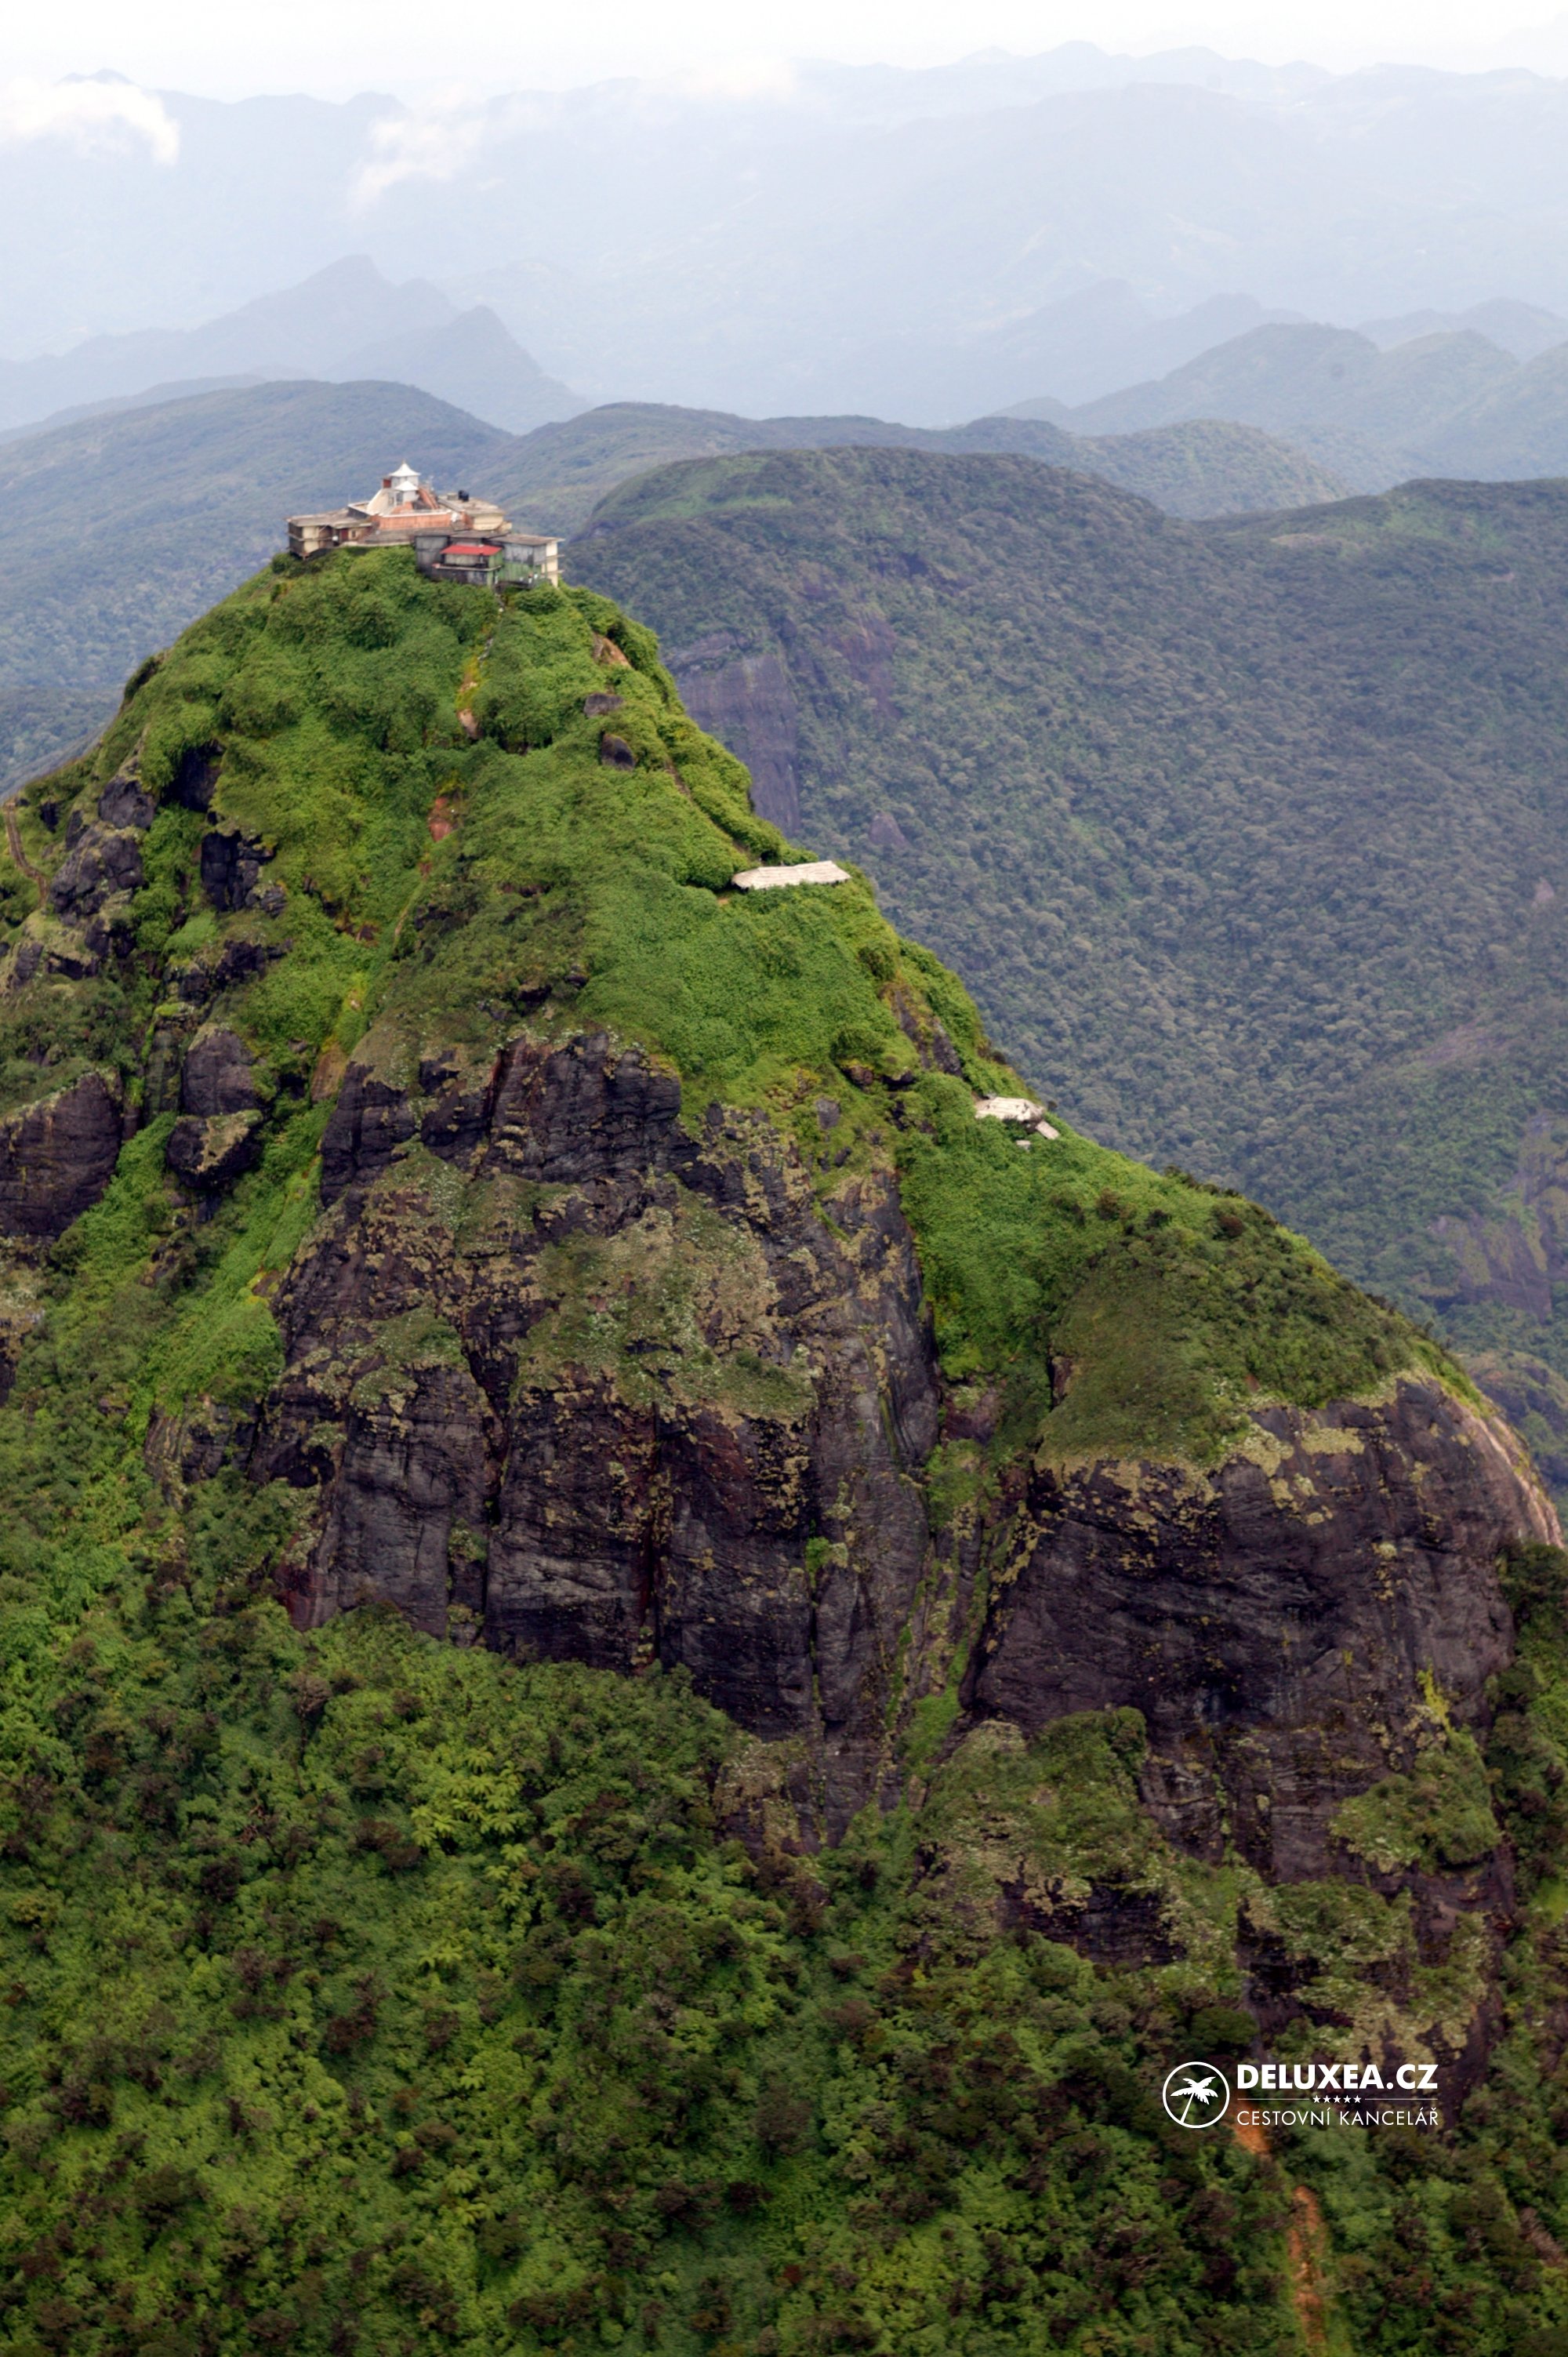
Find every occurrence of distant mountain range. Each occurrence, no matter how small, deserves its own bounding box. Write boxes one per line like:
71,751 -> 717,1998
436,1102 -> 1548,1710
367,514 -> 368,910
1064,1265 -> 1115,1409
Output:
0,258 -> 583,439
1019,318 -> 1568,488
27,251 -> 1568,503
487,401 -> 1343,536
0,379 -> 1341,797
17,49 -> 1568,419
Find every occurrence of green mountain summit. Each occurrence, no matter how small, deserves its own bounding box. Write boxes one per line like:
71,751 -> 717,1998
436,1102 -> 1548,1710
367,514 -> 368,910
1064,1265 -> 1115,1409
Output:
0,543 -> 1565,2354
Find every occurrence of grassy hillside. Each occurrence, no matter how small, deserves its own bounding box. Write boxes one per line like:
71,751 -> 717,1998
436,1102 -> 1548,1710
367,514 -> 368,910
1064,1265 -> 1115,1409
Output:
0,548 -> 1559,2355
572,450 -> 1568,1482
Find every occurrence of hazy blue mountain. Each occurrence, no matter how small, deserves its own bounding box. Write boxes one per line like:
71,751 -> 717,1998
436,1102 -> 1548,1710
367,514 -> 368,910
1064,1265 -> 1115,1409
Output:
15,53 -> 1568,420
1041,313 -> 1568,488
1421,342 -> 1568,478
1073,322 -> 1511,434
1358,297 -> 1568,360
332,301 -> 584,435
822,284 -> 1308,416
772,42 -> 1332,122
0,257 -> 584,438
0,376 -> 272,447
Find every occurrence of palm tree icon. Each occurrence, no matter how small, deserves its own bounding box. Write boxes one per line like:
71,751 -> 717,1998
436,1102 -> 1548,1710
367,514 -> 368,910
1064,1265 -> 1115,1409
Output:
1163,2063 -> 1227,2127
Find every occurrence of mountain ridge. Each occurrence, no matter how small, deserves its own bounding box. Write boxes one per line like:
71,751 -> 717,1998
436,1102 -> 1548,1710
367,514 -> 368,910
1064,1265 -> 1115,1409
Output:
19,54 -> 1568,416
1040,317 -> 1568,488
0,380 -> 1345,801
0,257 -> 585,440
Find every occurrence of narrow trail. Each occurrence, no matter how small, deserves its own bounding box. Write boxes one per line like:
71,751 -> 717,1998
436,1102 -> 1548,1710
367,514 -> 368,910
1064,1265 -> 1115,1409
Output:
1232,2108 -> 1333,2352
4,806 -> 46,889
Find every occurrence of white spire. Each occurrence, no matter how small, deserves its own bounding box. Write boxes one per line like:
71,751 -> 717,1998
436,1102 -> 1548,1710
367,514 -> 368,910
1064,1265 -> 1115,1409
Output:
388,459 -> 421,503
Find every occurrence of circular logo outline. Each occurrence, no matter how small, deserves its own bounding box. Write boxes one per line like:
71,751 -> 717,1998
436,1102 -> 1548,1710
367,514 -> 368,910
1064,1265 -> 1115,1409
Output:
1161,2058 -> 1229,2129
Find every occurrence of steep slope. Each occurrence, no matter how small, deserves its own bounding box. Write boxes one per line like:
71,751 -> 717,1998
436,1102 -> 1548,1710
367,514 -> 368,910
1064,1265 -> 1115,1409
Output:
571,450 -> 1568,1483
0,548 -> 1562,2353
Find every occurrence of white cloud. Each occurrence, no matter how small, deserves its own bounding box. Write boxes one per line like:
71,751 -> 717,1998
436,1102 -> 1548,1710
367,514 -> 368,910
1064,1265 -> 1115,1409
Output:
350,93 -> 506,209
347,54 -> 803,210
0,76 -> 179,162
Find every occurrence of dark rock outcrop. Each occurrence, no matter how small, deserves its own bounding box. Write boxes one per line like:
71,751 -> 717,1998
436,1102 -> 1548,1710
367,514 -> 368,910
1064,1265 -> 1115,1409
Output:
98,764 -> 154,832
260,1029 -> 938,1822
200,828 -> 269,912
260,1019 -> 1555,1881
0,1071 -> 123,1237
165,1109 -> 263,1192
966,1386 -> 1553,1879
180,1026 -> 259,1117
170,931 -> 285,1006
48,824 -> 143,920
318,1070 -> 419,1204
171,743 -> 222,811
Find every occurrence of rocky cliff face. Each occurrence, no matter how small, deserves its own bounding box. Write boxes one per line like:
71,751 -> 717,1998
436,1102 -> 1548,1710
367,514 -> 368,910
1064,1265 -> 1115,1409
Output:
250,1030 -> 938,1821
0,1068 -> 124,1239
968,1384 -> 1552,1873
0,549 -> 1557,2073
221,1004 -> 1555,1908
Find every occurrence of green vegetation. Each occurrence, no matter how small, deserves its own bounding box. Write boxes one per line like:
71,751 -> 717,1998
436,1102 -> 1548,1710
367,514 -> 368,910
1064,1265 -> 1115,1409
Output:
895,1093 -> 1425,1465
1331,1733 -> 1497,1876
572,450 -> 1568,1495
0,547 -> 1559,2354
0,1564 -> 1311,2357
492,401 -> 1342,536
0,383 -> 1339,797
1280,1543 -> 1568,2354
0,380 -> 514,794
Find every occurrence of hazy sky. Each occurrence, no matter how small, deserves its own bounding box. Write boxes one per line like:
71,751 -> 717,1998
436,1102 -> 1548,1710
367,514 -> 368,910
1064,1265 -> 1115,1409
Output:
6,0 -> 1568,98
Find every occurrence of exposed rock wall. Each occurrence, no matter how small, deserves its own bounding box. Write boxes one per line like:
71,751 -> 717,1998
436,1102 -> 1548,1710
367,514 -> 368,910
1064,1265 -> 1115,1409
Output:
0,1070 -> 124,1238
664,634 -> 804,833
967,1384 -> 1555,1877
236,1018 -> 1559,1872
256,1030 -> 940,1821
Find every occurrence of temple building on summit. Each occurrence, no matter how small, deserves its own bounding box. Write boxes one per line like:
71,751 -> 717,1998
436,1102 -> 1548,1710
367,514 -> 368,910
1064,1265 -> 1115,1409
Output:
286,460 -> 559,587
